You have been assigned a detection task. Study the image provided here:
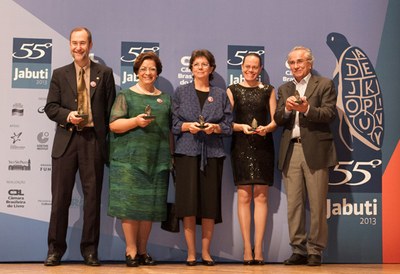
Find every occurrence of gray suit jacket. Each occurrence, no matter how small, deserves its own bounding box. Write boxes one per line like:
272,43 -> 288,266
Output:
274,75 -> 338,170
45,62 -> 116,160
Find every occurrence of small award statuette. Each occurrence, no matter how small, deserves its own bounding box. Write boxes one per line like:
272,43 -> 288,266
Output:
294,90 -> 303,104
75,108 -> 88,131
76,108 -> 88,119
196,115 -> 207,129
143,105 -> 156,119
250,118 -> 258,132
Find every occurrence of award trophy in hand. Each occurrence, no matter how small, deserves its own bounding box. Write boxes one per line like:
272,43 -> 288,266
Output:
196,115 -> 207,129
143,105 -> 156,119
76,93 -> 89,120
76,98 -> 89,131
294,90 -> 303,104
250,118 -> 258,132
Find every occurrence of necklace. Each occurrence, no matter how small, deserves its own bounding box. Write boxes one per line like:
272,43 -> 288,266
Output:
136,83 -> 159,96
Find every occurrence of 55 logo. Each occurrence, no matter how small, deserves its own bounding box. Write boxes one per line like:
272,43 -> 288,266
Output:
12,38 -> 52,89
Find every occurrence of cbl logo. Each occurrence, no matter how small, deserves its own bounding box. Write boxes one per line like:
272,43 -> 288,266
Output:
327,32 -> 383,192
8,189 -> 24,196
12,38 -> 52,89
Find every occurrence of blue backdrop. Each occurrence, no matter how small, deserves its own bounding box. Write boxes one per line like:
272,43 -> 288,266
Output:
1,0 -> 399,263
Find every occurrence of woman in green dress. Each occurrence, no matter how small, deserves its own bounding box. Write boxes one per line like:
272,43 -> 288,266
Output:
108,52 -> 171,267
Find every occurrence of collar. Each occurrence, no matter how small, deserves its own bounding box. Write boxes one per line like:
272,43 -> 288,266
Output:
74,60 -> 91,72
292,73 -> 311,85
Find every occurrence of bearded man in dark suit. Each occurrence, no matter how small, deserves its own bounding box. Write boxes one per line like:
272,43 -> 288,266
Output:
274,46 -> 337,267
44,27 -> 116,267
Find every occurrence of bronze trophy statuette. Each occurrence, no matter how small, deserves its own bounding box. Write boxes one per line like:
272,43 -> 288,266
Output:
76,108 -> 88,119
143,105 -> 156,119
75,113 -> 88,119
196,115 -> 207,129
294,90 -> 303,104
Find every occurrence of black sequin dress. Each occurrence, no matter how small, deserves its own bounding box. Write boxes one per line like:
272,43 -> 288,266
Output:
229,83 -> 275,186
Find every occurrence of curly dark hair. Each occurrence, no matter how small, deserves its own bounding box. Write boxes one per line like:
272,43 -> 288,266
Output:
133,51 -> 163,75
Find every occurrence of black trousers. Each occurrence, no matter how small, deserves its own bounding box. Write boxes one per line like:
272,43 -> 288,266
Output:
47,128 -> 104,257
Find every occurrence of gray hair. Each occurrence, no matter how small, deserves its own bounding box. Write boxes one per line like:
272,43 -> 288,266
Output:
287,46 -> 314,65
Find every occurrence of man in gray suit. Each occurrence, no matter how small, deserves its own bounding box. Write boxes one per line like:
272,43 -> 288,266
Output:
274,46 -> 337,266
44,27 -> 116,266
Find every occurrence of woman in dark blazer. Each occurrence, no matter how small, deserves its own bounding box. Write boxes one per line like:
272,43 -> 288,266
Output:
172,49 -> 232,266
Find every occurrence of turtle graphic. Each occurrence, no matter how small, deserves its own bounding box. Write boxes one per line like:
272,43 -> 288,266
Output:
326,32 -> 384,151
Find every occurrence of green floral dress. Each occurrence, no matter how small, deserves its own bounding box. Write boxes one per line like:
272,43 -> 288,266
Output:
108,89 -> 171,221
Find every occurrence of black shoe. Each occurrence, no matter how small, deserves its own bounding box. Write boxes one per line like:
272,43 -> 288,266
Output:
83,254 -> 101,266
243,259 -> 254,265
186,260 -> 197,266
253,259 -> 265,265
126,254 -> 139,267
283,253 -> 307,265
44,253 -> 61,266
202,258 -> 215,266
138,253 -> 157,266
307,254 -> 322,266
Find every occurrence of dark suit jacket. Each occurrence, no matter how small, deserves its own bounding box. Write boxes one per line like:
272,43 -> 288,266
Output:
274,75 -> 338,170
45,61 -> 116,161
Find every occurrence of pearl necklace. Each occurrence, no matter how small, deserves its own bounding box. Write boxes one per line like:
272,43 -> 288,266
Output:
136,83 -> 159,96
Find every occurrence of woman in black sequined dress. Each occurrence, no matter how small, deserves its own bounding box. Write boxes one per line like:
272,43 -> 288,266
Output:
227,53 -> 277,265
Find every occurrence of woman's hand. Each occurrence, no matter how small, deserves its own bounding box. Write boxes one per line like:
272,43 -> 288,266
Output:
188,122 -> 202,134
203,123 -> 215,135
135,113 -> 154,128
242,124 -> 255,135
255,125 -> 269,136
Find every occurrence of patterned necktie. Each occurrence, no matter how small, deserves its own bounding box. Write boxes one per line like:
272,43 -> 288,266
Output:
77,68 -> 89,128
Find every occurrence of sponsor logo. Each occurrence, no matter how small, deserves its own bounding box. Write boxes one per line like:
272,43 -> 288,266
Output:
39,163 -> 52,172
178,55 -> 192,85
37,131 -> 49,150
6,189 -> 26,208
282,61 -> 294,82
10,132 -> 22,144
10,132 -> 25,150
8,159 -> 31,171
11,103 -> 24,116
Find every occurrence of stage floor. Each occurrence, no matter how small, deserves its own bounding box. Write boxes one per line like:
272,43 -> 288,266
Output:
0,263 -> 399,274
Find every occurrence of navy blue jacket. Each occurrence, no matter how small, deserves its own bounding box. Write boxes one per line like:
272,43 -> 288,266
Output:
172,82 -> 232,160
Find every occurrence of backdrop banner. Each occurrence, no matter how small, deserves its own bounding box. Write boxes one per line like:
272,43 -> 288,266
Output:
0,0 -> 398,263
